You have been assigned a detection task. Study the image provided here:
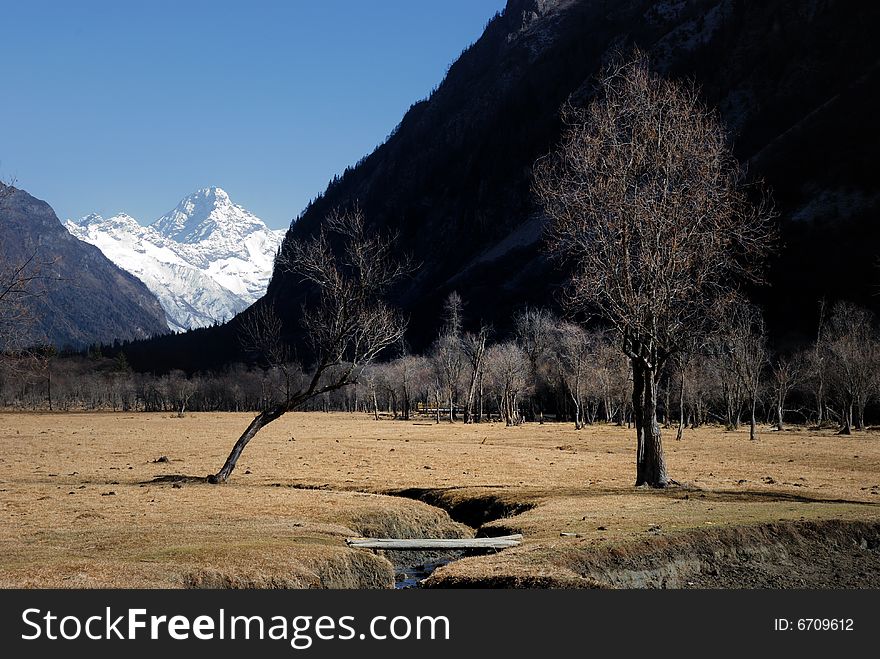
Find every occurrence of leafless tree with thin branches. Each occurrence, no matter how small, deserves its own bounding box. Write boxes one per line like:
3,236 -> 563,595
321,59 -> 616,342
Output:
553,321 -> 595,430
208,207 -> 408,483
721,300 -> 768,441
461,322 -> 490,424
431,292 -> 466,423
534,53 -> 776,486
238,302 -> 302,406
484,341 -> 530,426
823,301 -> 880,435
809,298 -> 830,426
771,352 -> 803,432
514,307 -> 556,422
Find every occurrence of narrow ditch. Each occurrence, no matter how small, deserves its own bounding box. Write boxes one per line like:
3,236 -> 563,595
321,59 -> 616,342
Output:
390,487 -> 536,531
377,488 -> 536,588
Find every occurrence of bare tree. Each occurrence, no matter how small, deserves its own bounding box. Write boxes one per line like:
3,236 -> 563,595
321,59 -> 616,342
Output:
461,323 -> 490,424
809,299 -> 829,426
237,302 -> 302,407
514,307 -> 556,422
361,364 -> 383,420
824,301 -> 879,434
485,341 -> 530,426
722,301 -> 768,441
431,292 -> 465,422
593,333 -> 629,425
672,350 -> 691,441
165,370 -> 198,417
534,54 -> 775,486
554,322 -> 595,429
771,352 -> 802,431
208,207 -> 407,483
387,351 -> 425,421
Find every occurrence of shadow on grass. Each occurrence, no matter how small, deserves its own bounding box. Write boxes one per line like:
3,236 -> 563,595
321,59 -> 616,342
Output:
145,474 -> 209,485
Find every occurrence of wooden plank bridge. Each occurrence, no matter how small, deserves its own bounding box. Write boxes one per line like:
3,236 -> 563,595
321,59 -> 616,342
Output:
345,534 -> 522,551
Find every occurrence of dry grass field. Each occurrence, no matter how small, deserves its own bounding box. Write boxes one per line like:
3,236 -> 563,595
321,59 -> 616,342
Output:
1,411 -> 878,588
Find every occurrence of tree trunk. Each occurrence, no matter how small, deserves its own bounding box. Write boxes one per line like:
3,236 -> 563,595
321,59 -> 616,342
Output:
675,367 -> 685,441
464,359 -> 480,424
402,389 -> 410,421
463,398 -> 472,424
749,395 -> 757,441
856,397 -> 866,431
839,399 -> 853,435
631,359 -> 645,480
635,365 -> 668,487
209,404 -> 286,483
725,390 -> 737,431
663,374 -> 671,429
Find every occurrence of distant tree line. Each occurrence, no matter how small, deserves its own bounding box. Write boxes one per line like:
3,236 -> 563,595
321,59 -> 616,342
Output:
2,295 -> 878,436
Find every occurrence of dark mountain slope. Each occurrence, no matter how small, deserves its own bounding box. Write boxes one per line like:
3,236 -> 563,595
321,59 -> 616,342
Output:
123,0 -> 880,372
0,183 -> 169,349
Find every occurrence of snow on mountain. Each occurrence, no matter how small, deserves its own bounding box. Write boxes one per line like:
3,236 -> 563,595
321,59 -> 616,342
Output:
65,187 -> 285,332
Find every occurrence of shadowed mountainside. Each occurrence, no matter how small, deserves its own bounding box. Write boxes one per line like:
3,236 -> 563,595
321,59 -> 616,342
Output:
0,183 -> 168,349
123,0 -> 880,372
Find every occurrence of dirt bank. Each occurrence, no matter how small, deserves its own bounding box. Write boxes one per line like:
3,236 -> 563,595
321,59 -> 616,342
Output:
424,519 -> 880,588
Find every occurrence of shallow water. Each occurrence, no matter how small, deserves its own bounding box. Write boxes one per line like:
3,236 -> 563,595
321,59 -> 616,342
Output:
393,550 -> 466,588
394,560 -> 454,588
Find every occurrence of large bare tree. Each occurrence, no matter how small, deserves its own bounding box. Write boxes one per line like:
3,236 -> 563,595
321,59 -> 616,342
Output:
208,207 -> 407,483
534,54 -> 775,486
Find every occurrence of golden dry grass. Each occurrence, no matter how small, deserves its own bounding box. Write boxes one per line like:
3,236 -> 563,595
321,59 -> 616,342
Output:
0,411 -> 878,587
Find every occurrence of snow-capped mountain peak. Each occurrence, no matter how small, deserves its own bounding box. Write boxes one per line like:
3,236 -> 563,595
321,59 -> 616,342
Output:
73,212 -> 105,227
66,187 -> 285,332
152,186 -> 264,244
69,212 -> 142,234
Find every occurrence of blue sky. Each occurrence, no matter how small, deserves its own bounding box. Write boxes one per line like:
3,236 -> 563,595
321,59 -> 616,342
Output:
0,0 -> 505,229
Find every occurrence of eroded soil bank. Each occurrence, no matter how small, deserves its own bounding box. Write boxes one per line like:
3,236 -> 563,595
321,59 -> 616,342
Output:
423,518 -> 880,588
374,487 -> 880,589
